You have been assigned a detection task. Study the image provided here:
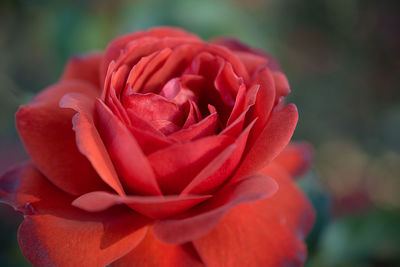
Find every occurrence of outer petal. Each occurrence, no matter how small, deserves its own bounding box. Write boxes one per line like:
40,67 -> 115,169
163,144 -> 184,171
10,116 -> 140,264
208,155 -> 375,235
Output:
0,163 -> 149,267
211,37 -> 281,72
193,162 -> 315,267
16,81 -> 108,195
274,142 -> 313,178
61,52 -> 103,88
111,230 -> 204,267
232,104 -> 298,182
60,93 -> 125,196
152,174 -> 278,244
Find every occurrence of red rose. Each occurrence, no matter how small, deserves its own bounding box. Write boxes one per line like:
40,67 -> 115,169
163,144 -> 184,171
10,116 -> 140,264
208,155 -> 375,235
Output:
0,27 -> 314,266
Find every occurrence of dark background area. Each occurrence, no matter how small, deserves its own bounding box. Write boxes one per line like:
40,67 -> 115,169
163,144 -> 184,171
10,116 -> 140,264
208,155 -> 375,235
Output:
0,0 -> 399,266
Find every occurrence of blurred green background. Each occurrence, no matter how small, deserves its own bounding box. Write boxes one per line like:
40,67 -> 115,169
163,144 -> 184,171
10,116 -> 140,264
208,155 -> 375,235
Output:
1,0 -> 399,266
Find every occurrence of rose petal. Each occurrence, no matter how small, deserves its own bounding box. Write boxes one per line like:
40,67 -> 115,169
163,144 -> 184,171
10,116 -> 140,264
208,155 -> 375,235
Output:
111,230 -> 204,267
152,174 -> 278,244
169,112 -> 219,142
124,93 -> 184,126
60,93 -> 125,196
102,27 -> 202,82
193,163 -> 315,267
148,135 -> 235,194
124,48 -> 172,94
211,37 -> 281,72
143,45 -> 204,93
0,163 -> 149,267
220,104 -> 252,137
16,81 -> 107,195
232,104 -> 298,182
95,99 -> 162,196
73,191 -> 211,219
226,83 -> 247,126
103,37 -> 202,90
182,119 -> 256,195
214,61 -> 240,106
61,52 -> 103,88
274,142 -> 314,178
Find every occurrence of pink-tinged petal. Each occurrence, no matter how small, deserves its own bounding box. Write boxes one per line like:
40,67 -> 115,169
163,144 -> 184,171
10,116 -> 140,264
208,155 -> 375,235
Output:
73,191 -> 211,219
169,112 -> 219,142
60,93 -> 125,196
274,142 -> 313,178
111,230 -> 204,267
0,163 -> 150,267
159,75 -> 203,106
148,135 -> 235,194
193,163 -> 315,267
61,52 -> 103,88
232,104 -> 298,182
16,81 -> 107,195
95,99 -> 162,196
182,119 -> 256,195
152,174 -> 278,244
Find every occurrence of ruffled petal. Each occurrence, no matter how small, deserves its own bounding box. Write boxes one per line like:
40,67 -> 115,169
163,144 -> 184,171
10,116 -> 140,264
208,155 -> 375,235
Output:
111,230 -> 204,267
16,81 -> 107,195
152,174 -> 278,244
0,163 -> 149,267
193,162 -> 315,267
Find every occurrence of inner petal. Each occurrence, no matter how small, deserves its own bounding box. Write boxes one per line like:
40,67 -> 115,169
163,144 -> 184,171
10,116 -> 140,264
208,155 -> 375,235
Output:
123,93 -> 185,131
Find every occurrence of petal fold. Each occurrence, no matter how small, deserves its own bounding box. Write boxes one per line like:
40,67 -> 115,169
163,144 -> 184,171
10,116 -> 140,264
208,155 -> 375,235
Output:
152,174 -> 278,244
16,81 -> 107,195
73,191 -> 211,219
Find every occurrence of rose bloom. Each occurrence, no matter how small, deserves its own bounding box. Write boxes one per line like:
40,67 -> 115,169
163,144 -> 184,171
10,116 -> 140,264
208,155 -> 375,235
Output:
0,27 -> 314,266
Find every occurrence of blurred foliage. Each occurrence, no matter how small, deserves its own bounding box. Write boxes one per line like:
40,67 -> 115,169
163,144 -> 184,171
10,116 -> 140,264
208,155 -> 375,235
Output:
0,0 -> 399,266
